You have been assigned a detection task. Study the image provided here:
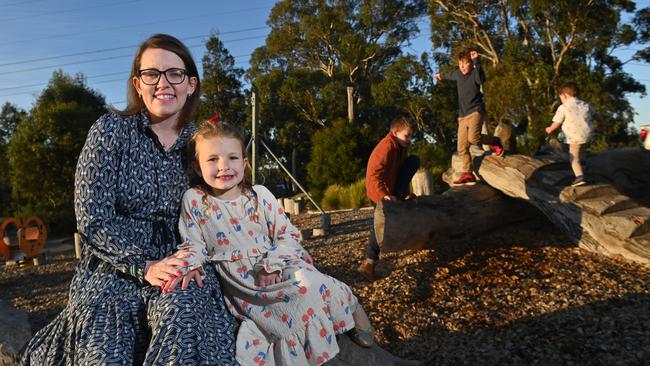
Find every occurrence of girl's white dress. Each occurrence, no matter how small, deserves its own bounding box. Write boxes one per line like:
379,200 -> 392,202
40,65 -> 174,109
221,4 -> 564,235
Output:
178,185 -> 359,366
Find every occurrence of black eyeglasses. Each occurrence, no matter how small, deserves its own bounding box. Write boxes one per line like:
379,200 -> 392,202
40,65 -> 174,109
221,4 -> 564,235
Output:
137,68 -> 188,85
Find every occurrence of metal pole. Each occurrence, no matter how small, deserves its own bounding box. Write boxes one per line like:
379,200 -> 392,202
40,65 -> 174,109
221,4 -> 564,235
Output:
259,139 -> 326,216
251,91 -> 257,185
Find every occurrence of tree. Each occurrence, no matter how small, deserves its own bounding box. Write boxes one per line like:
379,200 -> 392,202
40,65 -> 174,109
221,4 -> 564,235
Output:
306,118 -> 371,199
429,0 -> 647,153
372,53 -> 457,149
197,33 -> 247,124
247,0 -> 427,190
7,70 -> 106,232
0,102 -> 26,214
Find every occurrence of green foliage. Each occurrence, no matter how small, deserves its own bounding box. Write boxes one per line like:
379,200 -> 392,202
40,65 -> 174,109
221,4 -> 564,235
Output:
307,118 -> 371,199
410,139 -> 451,170
0,102 -> 26,214
321,179 -> 369,210
7,70 -> 106,232
247,0 -> 427,188
196,33 -> 247,124
429,0 -> 647,155
410,140 -> 451,193
321,184 -> 343,211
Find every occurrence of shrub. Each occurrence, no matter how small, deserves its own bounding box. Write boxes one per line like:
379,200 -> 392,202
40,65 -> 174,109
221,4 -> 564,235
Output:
321,179 -> 370,210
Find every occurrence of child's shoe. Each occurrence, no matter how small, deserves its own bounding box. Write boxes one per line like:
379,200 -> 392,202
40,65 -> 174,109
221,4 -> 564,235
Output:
489,143 -> 504,157
348,326 -> 374,348
452,172 -> 477,187
571,176 -> 587,187
357,259 -> 376,281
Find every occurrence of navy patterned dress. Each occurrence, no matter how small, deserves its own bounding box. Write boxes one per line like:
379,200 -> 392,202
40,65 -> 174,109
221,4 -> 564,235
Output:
20,111 -> 238,366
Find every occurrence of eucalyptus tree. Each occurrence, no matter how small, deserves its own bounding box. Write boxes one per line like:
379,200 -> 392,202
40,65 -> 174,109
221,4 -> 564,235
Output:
248,0 -> 427,188
197,33 -> 247,124
429,0 -> 648,153
7,70 -> 106,230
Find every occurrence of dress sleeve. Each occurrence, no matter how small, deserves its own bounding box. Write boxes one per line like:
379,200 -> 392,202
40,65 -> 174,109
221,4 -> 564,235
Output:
176,190 -> 209,276
75,115 -> 151,282
253,186 -> 304,274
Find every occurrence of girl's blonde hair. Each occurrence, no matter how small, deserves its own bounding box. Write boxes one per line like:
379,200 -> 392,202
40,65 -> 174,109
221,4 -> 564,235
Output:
188,118 -> 256,214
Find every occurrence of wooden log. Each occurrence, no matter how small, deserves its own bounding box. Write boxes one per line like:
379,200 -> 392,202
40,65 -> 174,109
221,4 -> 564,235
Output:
411,170 -> 434,196
374,184 -> 539,252
456,147 -> 650,264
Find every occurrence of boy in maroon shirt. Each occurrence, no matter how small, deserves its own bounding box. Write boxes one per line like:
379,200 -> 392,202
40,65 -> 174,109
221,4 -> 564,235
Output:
358,116 -> 420,280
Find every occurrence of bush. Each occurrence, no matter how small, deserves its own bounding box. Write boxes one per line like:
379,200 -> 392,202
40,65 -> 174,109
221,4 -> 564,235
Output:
321,184 -> 343,211
307,118 -> 371,200
321,179 -> 370,211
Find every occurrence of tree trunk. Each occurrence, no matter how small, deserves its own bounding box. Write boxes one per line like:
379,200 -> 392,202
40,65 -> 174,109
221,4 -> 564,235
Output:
375,146 -> 650,265
411,170 -> 434,196
374,184 -> 538,253
450,147 -> 650,264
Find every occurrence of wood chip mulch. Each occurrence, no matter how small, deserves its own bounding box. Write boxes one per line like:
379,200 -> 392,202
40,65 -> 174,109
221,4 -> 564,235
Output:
2,208 -> 650,365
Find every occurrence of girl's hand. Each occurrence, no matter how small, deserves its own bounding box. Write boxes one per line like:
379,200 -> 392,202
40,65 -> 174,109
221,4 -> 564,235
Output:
470,50 -> 479,59
255,269 -> 281,287
434,73 -> 442,81
545,126 -> 553,134
144,256 -> 188,287
162,267 -> 204,293
301,250 -> 314,265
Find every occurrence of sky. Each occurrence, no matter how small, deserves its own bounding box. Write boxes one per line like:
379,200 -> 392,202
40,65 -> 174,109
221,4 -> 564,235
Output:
0,0 -> 648,130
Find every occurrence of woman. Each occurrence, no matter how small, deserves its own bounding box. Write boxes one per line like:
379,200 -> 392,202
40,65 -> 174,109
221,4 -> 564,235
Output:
21,34 -> 238,365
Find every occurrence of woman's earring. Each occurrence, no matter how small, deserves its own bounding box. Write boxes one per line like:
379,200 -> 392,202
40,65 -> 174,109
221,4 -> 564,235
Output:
187,93 -> 193,98
138,94 -> 142,99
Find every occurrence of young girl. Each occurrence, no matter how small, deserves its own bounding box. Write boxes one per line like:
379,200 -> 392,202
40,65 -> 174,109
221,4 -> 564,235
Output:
168,119 -> 374,366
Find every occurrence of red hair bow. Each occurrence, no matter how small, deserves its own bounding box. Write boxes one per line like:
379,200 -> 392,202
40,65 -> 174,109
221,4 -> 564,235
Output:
208,113 -> 220,126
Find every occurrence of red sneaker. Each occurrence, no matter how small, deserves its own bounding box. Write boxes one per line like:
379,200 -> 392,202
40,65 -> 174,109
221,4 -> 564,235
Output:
452,172 -> 477,187
489,143 -> 504,157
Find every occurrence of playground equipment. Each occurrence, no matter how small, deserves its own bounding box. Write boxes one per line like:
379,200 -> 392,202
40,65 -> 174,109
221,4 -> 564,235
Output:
249,91 -> 331,236
0,216 -> 48,266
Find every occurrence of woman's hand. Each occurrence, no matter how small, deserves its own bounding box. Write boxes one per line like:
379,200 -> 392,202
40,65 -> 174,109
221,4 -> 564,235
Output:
162,268 -> 204,293
255,269 -> 281,287
144,255 -> 188,287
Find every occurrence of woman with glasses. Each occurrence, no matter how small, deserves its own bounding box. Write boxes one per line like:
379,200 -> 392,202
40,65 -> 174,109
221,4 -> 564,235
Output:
21,34 -> 238,366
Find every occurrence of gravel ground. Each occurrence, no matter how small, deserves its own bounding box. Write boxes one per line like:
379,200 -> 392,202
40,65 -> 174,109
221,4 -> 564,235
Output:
2,208 -> 650,365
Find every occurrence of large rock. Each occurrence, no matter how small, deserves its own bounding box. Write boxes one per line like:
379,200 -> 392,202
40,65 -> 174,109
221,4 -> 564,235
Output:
0,300 -> 31,365
449,148 -> 650,265
326,333 -> 422,366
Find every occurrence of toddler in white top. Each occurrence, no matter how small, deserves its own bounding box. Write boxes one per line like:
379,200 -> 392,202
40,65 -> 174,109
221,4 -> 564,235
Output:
545,82 -> 604,187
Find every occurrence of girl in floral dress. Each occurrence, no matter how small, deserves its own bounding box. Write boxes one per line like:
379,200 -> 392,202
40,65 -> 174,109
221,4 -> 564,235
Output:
166,119 -> 374,366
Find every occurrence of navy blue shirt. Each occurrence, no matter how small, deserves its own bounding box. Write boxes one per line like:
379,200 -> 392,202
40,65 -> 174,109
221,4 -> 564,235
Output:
440,58 -> 485,118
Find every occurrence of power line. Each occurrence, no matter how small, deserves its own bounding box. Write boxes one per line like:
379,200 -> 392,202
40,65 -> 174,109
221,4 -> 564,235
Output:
0,0 -> 142,22
0,52 -> 253,93
0,0 -> 47,8
0,59 -> 252,99
0,35 -> 265,76
0,26 -> 269,67
0,4 -> 272,47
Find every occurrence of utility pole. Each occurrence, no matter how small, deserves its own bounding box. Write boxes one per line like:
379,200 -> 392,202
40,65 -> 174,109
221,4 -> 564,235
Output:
251,90 -> 257,184
347,86 -> 354,123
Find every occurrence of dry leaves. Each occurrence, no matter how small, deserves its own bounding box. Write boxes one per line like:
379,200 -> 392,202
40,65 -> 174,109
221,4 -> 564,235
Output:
2,208 -> 650,365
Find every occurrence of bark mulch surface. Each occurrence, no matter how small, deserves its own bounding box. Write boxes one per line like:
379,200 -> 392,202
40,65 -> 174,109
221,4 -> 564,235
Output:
2,208 -> 649,365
